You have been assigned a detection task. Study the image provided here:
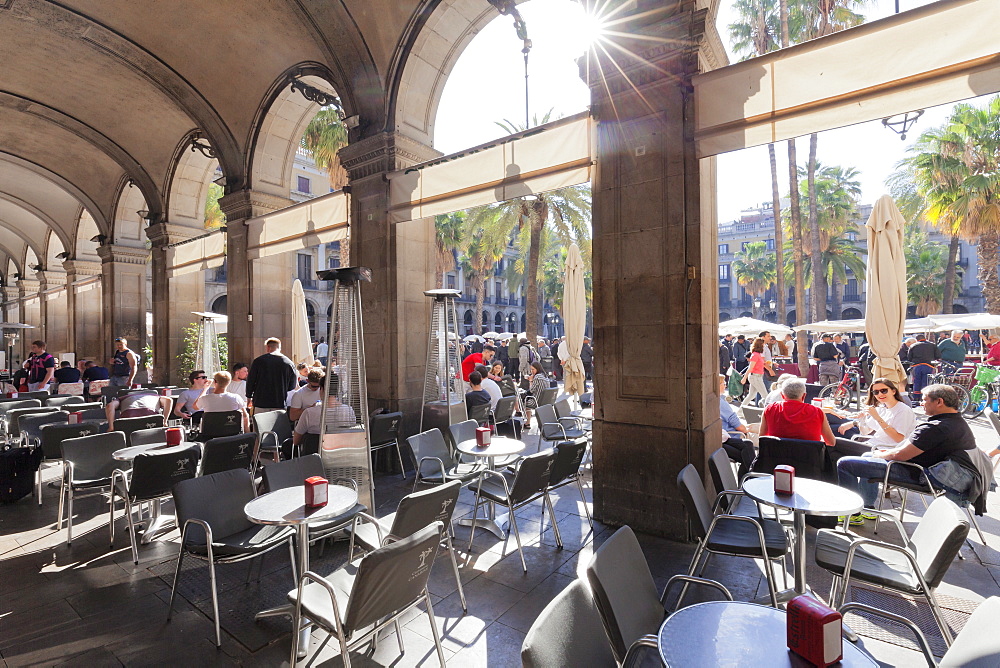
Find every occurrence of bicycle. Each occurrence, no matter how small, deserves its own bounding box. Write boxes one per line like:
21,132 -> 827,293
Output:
962,364 -> 1000,418
927,365 -> 974,415
818,364 -> 864,410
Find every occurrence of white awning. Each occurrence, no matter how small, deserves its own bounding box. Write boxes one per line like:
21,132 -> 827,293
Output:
386,112 -> 592,223
246,191 -> 348,260
166,230 -> 226,278
694,0 -> 1000,157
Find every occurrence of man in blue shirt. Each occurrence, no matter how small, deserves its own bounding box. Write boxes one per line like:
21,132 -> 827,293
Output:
719,374 -> 755,478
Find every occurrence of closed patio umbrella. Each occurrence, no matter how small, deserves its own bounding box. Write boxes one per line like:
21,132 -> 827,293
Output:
865,195 -> 907,385
560,243 -> 587,397
290,279 -> 314,366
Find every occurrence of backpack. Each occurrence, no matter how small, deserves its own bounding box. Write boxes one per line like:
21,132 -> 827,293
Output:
528,347 -> 539,364
0,446 -> 43,503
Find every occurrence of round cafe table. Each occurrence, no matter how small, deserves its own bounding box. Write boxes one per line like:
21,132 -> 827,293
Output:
743,475 -> 863,600
245,484 -> 358,657
658,601 -> 878,667
455,436 -> 525,538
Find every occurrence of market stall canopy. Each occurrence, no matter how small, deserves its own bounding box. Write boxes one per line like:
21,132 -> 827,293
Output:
929,313 -> 1000,330
719,317 -> 793,338
793,319 -> 868,333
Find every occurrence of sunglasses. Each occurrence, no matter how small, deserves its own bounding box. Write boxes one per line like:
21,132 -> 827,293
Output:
195,376 -> 208,380
872,387 -> 891,395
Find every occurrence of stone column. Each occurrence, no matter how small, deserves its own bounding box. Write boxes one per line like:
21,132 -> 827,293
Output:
96,244 -> 150,382
339,132 -> 441,434
2,286 -> 21,370
17,278 -> 41,362
219,190 -> 294,369
586,1 -> 716,539
62,260 -> 103,362
146,223 -> 206,385
36,270 -> 69,355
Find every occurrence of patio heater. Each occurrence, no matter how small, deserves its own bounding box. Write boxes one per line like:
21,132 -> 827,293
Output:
191,312 -> 225,377
317,267 -> 373,513
420,289 -> 467,434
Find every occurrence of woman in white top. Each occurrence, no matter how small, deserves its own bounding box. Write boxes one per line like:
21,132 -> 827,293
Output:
831,377 -> 916,459
193,370 -> 250,433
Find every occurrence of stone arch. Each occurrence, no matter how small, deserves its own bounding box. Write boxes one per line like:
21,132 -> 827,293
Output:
953,304 -> 969,314
111,179 -> 150,246
719,312 -> 731,321
305,298 -> 318,340
739,311 -> 753,318
24,246 -> 39,274
165,130 -> 221,231
247,64 -> 344,199
482,310 -> 490,328
211,294 -> 228,314
75,209 -> 102,262
0,191 -> 73,260
44,230 -> 66,268
842,308 -> 862,319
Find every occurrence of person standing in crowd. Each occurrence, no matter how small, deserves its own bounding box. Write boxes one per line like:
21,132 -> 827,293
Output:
109,337 -> 139,388
551,337 -> 563,381
837,384 -> 976,524
833,334 -> 851,370
538,339 -> 552,376
812,332 -> 842,387
26,340 -> 56,392
757,331 -> 775,391
496,338 -> 510,378
507,336 -> 520,380
719,338 -> 732,375
742,337 -> 769,407
461,344 -> 495,382
315,338 -> 329,367
899,337 -> 916,373
722,333 -> 734,352
983,333 -> 1000,365
581,337 -> 595,380
518,337 -> 534,379
732,335 -> 750,373
938,329 -> 967,373
856,338 -> 874,386
246,337 -> 298,414
54,360 -> 81,385
193,370 -> 250,433
759,379 -> 836,445
782,333 -> 796,359
228,363 -> 249,400
908,334 -> 939,404
719,374 -> 755,479
288,368 -> 324,422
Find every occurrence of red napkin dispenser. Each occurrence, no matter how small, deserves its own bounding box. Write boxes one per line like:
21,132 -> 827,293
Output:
787,595 -> 843,666
774,464 -> 795,495
68,411 -> 82,424
165,427 -> 183,446
475,426 -> 491,447
159,387 -> 171,396
5,391 -> 16,399
304,476 -> 328,508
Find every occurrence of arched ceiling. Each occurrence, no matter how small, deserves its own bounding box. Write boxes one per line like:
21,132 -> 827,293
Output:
0,0 -> 442,267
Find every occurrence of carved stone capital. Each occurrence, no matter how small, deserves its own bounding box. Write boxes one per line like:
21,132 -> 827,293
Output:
339,132 -> 441,180
35,270 -> 67,290
145,222 -> 208,248
62,259 -> 103,278
96,244 -> 150,266
218,189 -> 293,221
16,278 -> 41,296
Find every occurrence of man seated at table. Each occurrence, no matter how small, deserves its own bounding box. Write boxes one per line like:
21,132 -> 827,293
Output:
983,334 -> 1000,366
193,370 -> 250,433
287,368 -> 323,422
105,389 -> 172,430
719,374 -> 755,479
475,364 -> 502,410
54,360 -> 82,385
837,384 -> 979,524
759,378 -> 835,446
291,375 -> 357,455
465,371 -> 492,415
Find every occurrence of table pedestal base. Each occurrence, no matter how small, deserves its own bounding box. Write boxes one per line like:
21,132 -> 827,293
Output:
458,511 -> 511,539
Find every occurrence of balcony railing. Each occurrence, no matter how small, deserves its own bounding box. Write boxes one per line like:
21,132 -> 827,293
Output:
300,278 -> 318,290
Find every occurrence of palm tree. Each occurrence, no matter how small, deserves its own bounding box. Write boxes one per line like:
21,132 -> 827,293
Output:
302,107 -> 350,263
204,182 -> 225,229
458,220 -> 508,335
904,224 -> 948,316
733,241 -> 777,318
433,212 -> 465,288
728,0 -> 787,323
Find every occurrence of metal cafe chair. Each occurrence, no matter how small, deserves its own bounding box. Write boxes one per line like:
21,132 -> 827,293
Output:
348,479 -> 467,612
109,444 -> 201,563
58,431 -> 127,545
407,427 -> 483,492
287,522 -> 448,667
130,427 -> 170,447
5,406 -> 59,444
19,410 -> 68,448
199,433 -> 257,476
194,410 -> 243,441
35,420 -> 106,506
545,439 -> 593,531
369,411 -> 406,480
521,578 -> 618,668
536,403 -> 587,449
252,409 -> 291,463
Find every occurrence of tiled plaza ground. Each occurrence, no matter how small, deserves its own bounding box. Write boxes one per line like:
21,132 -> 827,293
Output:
3,410 -> 1000,666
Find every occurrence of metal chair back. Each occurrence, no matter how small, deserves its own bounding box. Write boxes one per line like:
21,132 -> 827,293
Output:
253,409 -> 292,441
78,408 -> 108,422
742,405 -> 764,424
753,436 -> 833,482
407,428 -> 456,470
536,387 -> 558,407
677,463 -> 714,539
940,595 -> 1000,666
492,396 -> 517,423
129,444 -> 201,501
535,403 -> 564,440
199,410 -> 243,439
554,398 -> 575,420
47,395 -> 85,407
708,447 -> 740,504
0,399 -> 41,416
298,432 -> 321,456
172,468 -> 256,547
586,525 -> 665,663
66,402 -> 103,413
549,440 -> 587,487
521,578 -> 618,668
130,427 -> 170,447
18,391 -> 53,402
200,433 -> 256,476
114,415 -> 166,441
509,450 -> 556,505
370,411 -> 402,447
467,402 -> 491,425
39,421 -> 105,460
909,496 -> 971,589
61,431 -> 126,483
390,480 -> 462,539
20,411 -> 69,445
262,453 -> 325,492
7,406 -> 60,438
342,523 -> 443,633
447,419 -> 479,452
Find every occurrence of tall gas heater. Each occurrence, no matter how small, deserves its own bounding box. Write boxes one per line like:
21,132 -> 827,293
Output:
317,267 -> 373,513
420,289 -> 467,434
191,311 -> 225,377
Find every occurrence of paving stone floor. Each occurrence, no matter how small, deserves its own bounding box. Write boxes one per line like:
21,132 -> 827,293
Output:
3,413 -> 1000,666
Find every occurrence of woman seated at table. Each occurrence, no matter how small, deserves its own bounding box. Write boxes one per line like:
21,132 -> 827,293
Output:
192,370 -> 250,433
826,378 -> 915,463
759,378 -> 835,446
488,361 -> 506,383
719,375 -> 755,479
522,362 -> 549,430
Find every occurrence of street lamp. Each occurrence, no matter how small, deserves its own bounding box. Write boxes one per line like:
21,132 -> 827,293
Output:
753,296 -> 762,319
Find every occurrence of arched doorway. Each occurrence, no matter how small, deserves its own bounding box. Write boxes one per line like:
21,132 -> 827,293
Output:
464,309 -> 473,335
305,301 -> 317,341
786,310 -> 796,327
495,312 -> 504,328
842,308 -> 862,319
211,295 -> 228,314
740,311 -> 753,318
953,304 -> 969,313
719,312 -> 731,321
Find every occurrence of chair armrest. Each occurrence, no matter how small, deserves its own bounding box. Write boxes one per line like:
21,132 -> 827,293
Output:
861,507 -> 911,545
478,468 -> 514,499
331,477 -> 358,493
293,570 -> 345,632
660,574 -> 733,613
178,517 -> 215,559
621,634 -> 661,668
416,456 -> 447,481
841,536 -> 927,594
350,511 -> 388,546
258,429 -> 278,450
541,421 -> 568,439
839,603 -> 936,667
110,468 -> 130,497
882,460 -> 936,494
710,489 -> 746,515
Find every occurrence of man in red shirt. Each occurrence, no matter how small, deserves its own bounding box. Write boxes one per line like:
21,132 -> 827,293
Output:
982,334 -> 1000,366
760,378 -> 835,446
461,344 -> 496,382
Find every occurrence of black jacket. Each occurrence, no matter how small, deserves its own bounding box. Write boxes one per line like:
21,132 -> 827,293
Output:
908,341 -> 939,364
719,343 -> 732,374
952,446 -> 994,516
732,341 -> 750,370
246,352 -> 298,409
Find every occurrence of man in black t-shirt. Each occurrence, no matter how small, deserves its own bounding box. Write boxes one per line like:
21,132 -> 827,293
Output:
811,333 -> 841,386
837,384 -> 976,516
245,337 -> 298,413
908,334 -> 940,403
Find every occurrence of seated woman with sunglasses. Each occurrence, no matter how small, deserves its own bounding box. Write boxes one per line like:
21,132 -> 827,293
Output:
828,378 -> 916,463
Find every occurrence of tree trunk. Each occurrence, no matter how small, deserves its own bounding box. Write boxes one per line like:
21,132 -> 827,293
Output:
524,201 -> 546,344
830,270 -> 842,322
979,231 -> 1000,314
788,138 -> 808,374
473,274 -> 486,335
942,234 -> 959,314
807,133 -> 825,321
769,143 -> 786,324
779,0 -> 789,47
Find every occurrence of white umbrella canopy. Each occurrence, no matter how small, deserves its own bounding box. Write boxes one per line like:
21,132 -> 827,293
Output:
929,312 -> 1000,330
719,316 -> 792,338
290,279 -> 314,366
483,331 -> 502,339
792,319 -> 868,333
560,243 -> 587,397
463,334 -> 484,343
865,195 -> 907,385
